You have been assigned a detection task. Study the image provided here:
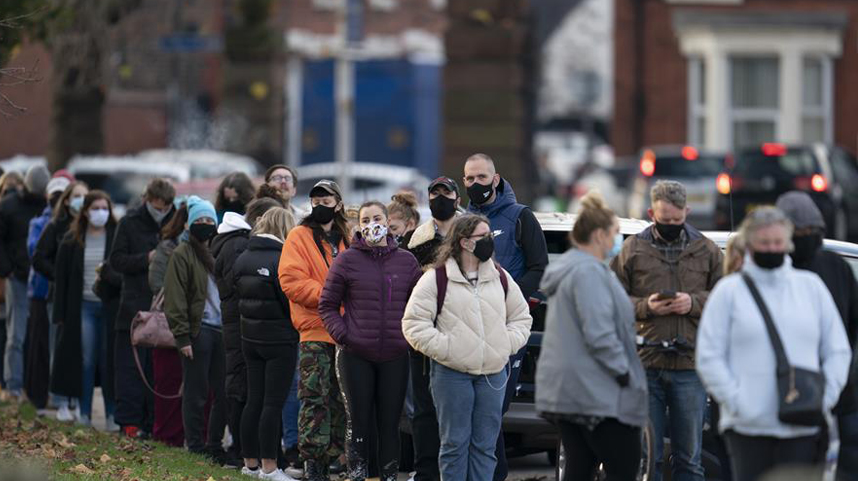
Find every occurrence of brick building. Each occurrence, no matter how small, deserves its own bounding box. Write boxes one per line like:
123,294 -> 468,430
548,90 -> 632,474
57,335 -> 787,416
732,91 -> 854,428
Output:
613,0 -> 858,157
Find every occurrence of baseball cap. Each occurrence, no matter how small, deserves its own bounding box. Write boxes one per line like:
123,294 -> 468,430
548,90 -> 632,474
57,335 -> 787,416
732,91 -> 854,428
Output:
309,180 -> 343,200
428,176 -> 459,197
47,177 -> 70,196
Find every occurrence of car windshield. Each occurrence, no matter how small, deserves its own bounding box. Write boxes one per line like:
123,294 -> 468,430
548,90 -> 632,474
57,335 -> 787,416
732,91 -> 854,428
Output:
733,149 -> 819,178
653,153 -> 725,177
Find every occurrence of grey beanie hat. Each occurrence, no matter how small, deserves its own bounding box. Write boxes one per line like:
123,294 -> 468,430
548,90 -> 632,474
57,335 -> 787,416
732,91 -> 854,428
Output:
775,191 -> 826,230
24,165 -> 50,195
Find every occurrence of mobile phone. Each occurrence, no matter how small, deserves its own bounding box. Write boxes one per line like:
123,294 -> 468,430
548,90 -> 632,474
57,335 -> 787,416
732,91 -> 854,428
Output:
656,289 -> 677,301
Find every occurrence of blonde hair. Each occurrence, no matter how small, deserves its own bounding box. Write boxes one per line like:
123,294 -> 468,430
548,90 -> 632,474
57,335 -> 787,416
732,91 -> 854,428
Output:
572,191 -> 616,245
388,192 -> 420,226
724,233 -> 746,276
0,171 -> 24,198
251,207 -> 295,241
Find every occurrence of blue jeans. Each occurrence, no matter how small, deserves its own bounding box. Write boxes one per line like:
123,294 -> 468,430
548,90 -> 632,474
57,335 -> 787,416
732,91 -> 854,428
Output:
80,300 -> 114,419
282,366 -> 300,449
839,411 -> 858,481
4,278 -> 29,393
430,362 -> 506,481
647,369 -> 706,481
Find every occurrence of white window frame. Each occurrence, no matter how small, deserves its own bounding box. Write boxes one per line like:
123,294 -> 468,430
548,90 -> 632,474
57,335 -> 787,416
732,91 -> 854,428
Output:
802,55 -> 834,144
688,57 -> 706,146
727,55 -> 782,150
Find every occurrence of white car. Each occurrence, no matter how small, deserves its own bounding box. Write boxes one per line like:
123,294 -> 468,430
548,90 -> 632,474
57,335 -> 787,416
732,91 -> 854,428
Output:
138,149 -> 263,180
0,155 -> 47,174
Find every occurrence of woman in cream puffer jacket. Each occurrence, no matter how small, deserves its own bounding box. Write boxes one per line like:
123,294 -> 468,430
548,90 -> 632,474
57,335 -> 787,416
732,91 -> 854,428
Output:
402,214 -> 532,481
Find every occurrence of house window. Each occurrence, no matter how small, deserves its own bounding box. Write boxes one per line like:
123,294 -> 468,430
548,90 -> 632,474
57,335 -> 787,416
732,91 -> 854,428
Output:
802,56 -> 832,143
729,56 -> 780,149
688,57 -> 706,146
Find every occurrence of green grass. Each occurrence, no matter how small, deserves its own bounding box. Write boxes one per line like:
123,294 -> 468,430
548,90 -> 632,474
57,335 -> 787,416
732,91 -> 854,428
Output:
0,401 -> 247,481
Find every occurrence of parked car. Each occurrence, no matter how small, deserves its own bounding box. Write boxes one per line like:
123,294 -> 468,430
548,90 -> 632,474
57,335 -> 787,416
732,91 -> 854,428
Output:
0,155 -> 47,174
516,211 -> 858,479
628,145 -> 728,230
714,143 -> 858,240
137,149 -> 263,179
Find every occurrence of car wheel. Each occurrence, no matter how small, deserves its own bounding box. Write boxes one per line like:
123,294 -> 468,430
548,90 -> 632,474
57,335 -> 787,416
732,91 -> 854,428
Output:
835,208 -> 849,241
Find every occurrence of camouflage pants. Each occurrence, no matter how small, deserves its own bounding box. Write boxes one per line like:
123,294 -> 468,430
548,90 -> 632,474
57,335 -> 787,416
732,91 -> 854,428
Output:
298,341 -> 346,463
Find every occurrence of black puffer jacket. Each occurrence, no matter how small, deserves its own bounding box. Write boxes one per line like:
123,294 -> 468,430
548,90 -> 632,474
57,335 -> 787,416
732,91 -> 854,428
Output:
109,204 -> 174,331
0,191 -> 47,281
234,235 -> 298,344
212,227 -> 249,347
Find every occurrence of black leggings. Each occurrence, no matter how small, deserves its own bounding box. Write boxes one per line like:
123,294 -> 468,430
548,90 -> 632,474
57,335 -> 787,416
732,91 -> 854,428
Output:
724,430 -> 820,481
337,350 -> 409,481
558,418 -> 641,481
240,341 -> 298,461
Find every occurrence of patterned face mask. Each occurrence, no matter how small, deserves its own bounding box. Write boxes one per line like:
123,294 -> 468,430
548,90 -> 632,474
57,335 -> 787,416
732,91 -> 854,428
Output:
361,222 -> 388,244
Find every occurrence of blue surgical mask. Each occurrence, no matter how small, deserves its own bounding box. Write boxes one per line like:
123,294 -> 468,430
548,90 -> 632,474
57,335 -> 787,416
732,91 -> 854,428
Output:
607,233 -> 623,259
69,196 -> 84,214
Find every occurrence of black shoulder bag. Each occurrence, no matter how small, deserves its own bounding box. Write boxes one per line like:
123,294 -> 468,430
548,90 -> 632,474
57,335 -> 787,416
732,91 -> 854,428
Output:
742,274 -> 826,427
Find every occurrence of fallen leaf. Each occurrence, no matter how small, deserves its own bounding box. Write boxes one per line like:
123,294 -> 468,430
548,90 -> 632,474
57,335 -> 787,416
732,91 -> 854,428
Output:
206,477 -> 216,481
100,453 -> 112,463
70,464 -> 94,475
56,435 -> 76,448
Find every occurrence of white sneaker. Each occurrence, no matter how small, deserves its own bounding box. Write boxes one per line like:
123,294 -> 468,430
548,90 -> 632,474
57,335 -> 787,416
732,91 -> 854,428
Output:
240,466 -> 260,478
258,468 -> 298,481
408,472 -> 416,481
283,466 -> 303,479
56,405 -> 74,422
77,415 -> 92,427
105,415 -> 120,432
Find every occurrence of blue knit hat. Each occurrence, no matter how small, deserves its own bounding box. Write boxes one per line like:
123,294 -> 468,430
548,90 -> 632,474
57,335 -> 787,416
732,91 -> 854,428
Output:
186,196 -> 217,226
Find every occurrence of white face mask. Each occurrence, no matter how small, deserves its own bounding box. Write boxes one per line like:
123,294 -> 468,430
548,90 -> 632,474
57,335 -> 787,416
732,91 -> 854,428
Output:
361,222 -> 388,244
88,208 -> 110,228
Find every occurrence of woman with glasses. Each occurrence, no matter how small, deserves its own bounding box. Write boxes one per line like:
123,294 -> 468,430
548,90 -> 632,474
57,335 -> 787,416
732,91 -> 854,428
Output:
402,214 -> 532,481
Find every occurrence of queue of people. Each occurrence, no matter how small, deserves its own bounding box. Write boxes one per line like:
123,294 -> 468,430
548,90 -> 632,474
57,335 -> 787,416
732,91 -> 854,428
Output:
2,155 -> 858,481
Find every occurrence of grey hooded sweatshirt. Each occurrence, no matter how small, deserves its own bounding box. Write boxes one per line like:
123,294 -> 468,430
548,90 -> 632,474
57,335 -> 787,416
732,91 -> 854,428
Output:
535,248 -> 648,427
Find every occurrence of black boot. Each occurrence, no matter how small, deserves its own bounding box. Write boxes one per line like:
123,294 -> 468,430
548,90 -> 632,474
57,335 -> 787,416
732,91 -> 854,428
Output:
304,459 -> 327,481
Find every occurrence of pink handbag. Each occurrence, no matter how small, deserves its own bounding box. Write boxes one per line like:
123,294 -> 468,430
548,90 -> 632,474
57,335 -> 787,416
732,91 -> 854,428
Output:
130,290 -> 182,399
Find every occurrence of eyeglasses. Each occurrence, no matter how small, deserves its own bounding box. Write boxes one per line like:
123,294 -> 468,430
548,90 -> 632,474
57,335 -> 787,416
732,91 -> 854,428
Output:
269,175 -> 294,185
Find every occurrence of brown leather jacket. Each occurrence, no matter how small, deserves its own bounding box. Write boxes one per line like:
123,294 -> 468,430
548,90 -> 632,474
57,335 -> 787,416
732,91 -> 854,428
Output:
610,225 -> 723,370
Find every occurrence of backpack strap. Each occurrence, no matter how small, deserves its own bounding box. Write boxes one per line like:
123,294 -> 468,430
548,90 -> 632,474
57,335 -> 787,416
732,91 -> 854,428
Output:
493,261 -> 509,297
434,265 -> 448,326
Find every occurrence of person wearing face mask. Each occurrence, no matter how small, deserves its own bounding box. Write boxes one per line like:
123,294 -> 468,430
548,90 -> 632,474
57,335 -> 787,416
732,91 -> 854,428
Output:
214,172 -> 255,225
163,196 -> 229,459
51,191 -> 119,427
24,175 -> 71,411
611,180 -> 723,481
462,154 -> 548,481
386,192 -> 421,248
278,180 -> 350,481
536,191 -> 647,481
402,214 -> 532,481
110,178 -> 176,439
318,201 -> 422,481
696,207 -> 852,481
776,191 -> 858,481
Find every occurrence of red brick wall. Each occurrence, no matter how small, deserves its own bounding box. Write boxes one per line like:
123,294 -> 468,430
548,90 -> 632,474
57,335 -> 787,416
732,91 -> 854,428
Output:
614,0 -> 858,156
0,42 -> 53,159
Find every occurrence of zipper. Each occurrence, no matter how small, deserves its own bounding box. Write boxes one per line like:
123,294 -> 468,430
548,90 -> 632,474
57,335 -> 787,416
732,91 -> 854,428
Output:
474,281 -> 485,370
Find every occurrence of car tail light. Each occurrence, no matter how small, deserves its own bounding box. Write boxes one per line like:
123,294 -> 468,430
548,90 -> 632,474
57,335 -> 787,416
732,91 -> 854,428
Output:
716,173 -> 732,195
811,174 -> 828,192
762,143 -> 787,156
682,146 -> 699,161
640,150 -> 656,177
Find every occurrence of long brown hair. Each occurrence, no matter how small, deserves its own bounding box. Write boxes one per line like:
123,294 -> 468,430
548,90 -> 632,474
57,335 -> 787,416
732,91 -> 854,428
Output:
434,214 -> 490,269
388,192 -> 420,227
52,181 -> 88,222
0,172 -> 23,198
69,190 -> 116,247
161,203 -> 189,241
215,172 -> 255,213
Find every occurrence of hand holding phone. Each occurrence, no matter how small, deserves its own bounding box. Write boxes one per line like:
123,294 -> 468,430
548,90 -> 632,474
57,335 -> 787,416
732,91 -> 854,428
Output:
655,289 -> 677,301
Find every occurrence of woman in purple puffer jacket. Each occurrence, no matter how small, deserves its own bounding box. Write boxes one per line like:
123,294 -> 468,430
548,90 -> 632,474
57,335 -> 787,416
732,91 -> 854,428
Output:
319,200 -> 423,481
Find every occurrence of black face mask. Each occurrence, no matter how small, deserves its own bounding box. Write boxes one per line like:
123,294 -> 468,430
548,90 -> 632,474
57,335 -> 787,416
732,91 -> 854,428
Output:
430,195 -> 457,221
753,251 -> 786,270
472,236 -> 495,262
190,223 -> 216,242
655,222 -> 684,242
222,200 -> 245,214
467,182 -> 494,206
311,204 -> 336,225
791,234 -> 822,266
